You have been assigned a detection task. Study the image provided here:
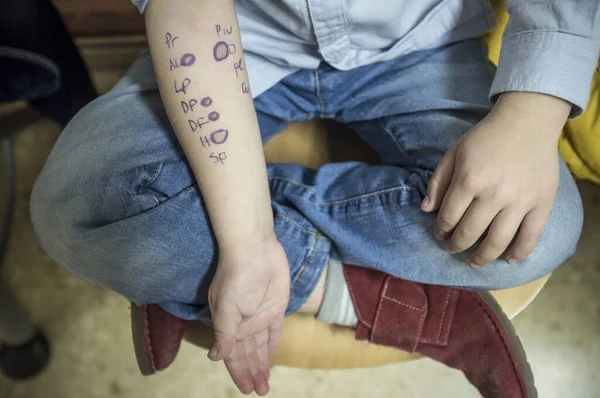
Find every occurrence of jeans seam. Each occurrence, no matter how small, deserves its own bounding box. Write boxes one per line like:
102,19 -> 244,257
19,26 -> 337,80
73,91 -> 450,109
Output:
314,69 -> 326,119
270,176 -> 416,206
136,163 -> 163,206
291,231 -> 321,294
275,214 -> 318,237
378,118 -> 416,166
424,170 -> 434,182
324,187 -> 416,205
290,112 -> 315,121
138,163 -> 163,189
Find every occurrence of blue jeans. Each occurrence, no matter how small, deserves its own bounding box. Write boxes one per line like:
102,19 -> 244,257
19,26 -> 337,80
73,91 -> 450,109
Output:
30,39 -> 583,323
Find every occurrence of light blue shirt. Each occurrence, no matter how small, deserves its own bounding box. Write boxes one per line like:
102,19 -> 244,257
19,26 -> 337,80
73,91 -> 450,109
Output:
133,0 -> 600,116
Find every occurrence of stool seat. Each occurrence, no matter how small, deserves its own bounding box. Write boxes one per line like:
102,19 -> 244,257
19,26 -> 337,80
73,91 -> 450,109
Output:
185,274 -> 549,369
183,121 -> 551,369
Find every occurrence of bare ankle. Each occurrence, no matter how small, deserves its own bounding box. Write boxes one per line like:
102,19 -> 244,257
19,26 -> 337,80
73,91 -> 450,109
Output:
298,265 -> 328,315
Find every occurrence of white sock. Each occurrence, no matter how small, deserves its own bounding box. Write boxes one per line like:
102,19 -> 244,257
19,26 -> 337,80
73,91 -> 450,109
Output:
316,256 -> 358,327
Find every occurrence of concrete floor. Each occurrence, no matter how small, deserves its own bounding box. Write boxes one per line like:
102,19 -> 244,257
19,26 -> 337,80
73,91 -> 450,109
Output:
1,47 -> 599,398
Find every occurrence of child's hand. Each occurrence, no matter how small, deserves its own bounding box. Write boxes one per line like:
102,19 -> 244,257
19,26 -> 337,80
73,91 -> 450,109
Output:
421,92 -> 571,267
208,235 -> 290,396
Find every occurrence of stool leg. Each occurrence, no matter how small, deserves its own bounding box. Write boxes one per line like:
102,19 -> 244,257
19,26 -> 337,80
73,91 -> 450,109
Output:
0,138 -> 50,379
0,138 -> 15,263
0,280 -> 36,346
0,279 -> 50,380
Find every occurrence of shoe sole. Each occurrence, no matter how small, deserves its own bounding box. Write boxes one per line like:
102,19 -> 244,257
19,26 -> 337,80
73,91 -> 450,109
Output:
130,304 -> 156,376
477,290 -> 538,398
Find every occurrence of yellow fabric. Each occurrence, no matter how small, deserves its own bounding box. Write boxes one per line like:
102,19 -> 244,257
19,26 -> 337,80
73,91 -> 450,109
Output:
485,0 -> 600,184
560,77 -> 600,183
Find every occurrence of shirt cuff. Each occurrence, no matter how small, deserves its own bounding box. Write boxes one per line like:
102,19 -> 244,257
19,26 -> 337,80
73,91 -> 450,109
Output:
490,31 -> 600,118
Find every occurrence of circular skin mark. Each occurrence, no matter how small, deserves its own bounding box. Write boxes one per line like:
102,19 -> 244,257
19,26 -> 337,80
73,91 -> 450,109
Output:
213,41 -> 230,62
208,111 -> 220,122
180,53 -> 196,67
200,97 -> 213,107
210,129 -> 229,144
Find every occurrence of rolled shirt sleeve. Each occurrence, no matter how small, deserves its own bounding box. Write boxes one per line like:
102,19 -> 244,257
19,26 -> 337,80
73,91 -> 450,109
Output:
490,0 -> 600,117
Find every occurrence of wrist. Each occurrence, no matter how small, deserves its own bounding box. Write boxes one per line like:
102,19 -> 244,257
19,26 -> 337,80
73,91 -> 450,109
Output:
203,180 -> 275,256
491,92 -> 571,140
217,224 -> 278,259
493,92 -> 571,122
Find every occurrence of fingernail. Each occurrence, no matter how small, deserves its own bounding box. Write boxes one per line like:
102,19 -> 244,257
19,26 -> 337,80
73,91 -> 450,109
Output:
507,257 -> 518,265
421,195 -> 430,210
207,347 -> 218,359
468,262 -> 480,268
435,229 -> 444,241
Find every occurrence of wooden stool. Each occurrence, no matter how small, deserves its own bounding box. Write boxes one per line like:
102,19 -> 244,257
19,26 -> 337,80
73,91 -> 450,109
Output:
184,121 -> 551,369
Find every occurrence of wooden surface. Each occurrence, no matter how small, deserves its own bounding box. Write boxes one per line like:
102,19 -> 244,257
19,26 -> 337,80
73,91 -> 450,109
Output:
184,121 -> 552,369
52,0 -> 145,38
185,274 -> 551,369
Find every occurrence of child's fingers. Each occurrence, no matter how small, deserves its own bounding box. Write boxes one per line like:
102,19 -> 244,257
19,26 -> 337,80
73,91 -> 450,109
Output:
209,304 -> 241,361
435,181 -> 474,241
224,343 -> 254,395
422,145 -> 456,212
267,317 -> 284,355
445,198 -> 499,254
252,331 -> 271,395
469,207 -> 522,267
505,207 -> 550,263
241,336 -> 269,396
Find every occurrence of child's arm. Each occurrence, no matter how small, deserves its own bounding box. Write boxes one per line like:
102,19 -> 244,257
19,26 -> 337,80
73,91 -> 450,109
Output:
145,1 -> 290,395
422,0 -> 600,267
146,0 -> 272,250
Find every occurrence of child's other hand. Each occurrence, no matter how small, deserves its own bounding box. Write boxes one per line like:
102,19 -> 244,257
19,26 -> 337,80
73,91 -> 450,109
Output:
421,92 -> 571,267
207,235 -> 290,396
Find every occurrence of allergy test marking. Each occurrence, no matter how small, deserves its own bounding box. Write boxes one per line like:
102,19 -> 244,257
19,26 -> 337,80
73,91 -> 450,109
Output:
212,25 -> 250,95
165,31 -> 230,162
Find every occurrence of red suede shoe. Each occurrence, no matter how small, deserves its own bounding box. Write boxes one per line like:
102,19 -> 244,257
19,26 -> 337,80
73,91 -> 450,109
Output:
130,304 -> 185,375
343,264 -> 536,398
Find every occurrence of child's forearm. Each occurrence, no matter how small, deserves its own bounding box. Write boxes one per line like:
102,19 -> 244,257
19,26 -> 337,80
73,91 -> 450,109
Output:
146,0 -> 274,251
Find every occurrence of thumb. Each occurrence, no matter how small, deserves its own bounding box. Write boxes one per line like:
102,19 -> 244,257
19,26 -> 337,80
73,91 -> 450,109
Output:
421,145 -> 456,212
209,301 -> 241,361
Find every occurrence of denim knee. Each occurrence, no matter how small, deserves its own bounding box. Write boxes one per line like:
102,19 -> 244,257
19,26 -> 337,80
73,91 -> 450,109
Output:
31,162 -> 167,305
484,163 -> 583,289
30,99 -> 163,299
30,117 -> 103,286
31,155 -> 88,285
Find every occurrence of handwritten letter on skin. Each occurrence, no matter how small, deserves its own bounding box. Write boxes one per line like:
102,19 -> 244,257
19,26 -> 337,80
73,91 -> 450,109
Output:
164,25 -> 250,165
